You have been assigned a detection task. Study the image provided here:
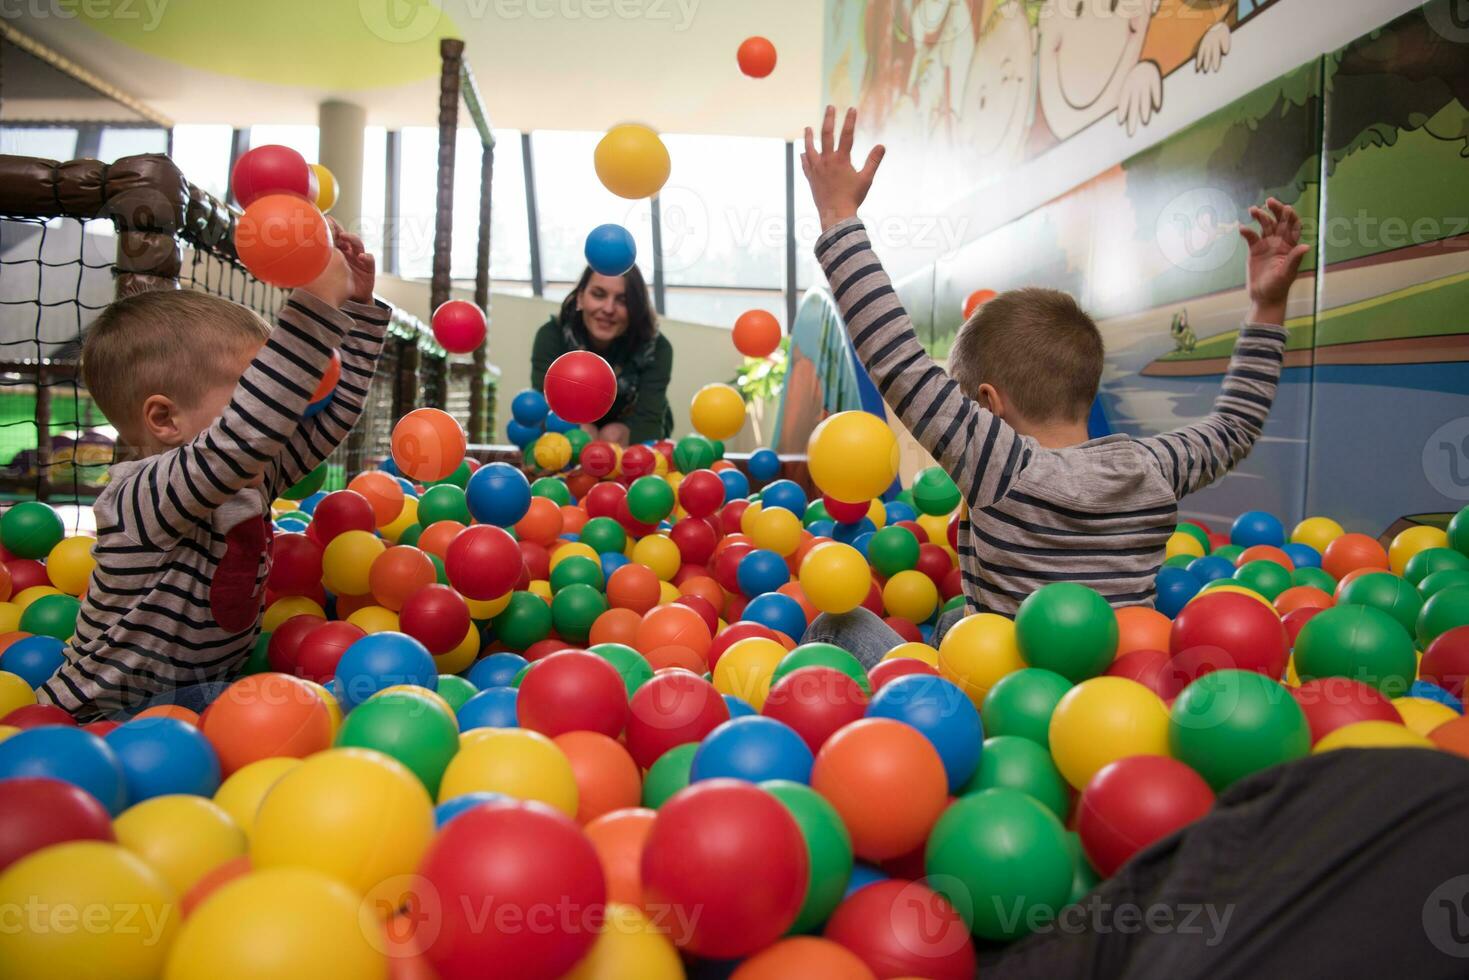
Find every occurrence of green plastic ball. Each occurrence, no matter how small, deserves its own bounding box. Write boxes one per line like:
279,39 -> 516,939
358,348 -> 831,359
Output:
1175,522 -> 1211,554
627,476 -> 675,524
550,583 -> 606,644
1169,670 -> 1309,791
1292,566 -> 1336,593
550,555 -> 604,593
1163,555 -> 1197,570
436,674 -> 478,712
943,595 -> 967,614
770,643 -> 871,695
867,526 -> 921,577
243,632 -> 272,675
762,779 -> 853,935
418,484 -> 471,526
1212,543 -> 1245,564
565,429 -> 591,464
579,517 -> 627,555
429,554 -> 449,586
1448,505 -> 1469,557
530,477 -> 572,506
1233,560 -> 1293,601
282,463 -> 328,500
673,435 -> 716,473
1417,585 -> 1469,648
428,459 -> 472,489
1064,831 -> 1100,906
710,440 -> 725,461
512,663 -> 533,688
1294,603 -> 1416,697
1015,583 -> 1118,682
1405,547 -> 1469,587
398,524 -> 425,548
18,593 -> 80,641
1337,572 -> 1423,636
642,743 -> 698,808
492,592 -> 553,651
925,787 -> 1073,941
587,643 -> 655,698
1421,568 -> 1469,601
980,668 -> 1073,748
911,466 -> 961,516
959,735 -> 1069,819
803,500 -> 831,526
335,691 -> 459,796
1,501 -> 63,560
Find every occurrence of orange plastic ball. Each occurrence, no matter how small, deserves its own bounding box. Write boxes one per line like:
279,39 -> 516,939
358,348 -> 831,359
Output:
134,704 -> 200,726
1274,585 -> 1334,616
560,506 -> 589,537
732,309 -> 781,357
1114,606 -> 1171,656
584,807 -> 656,907
644,645 -> 707,674
391,408 -> 466,482
309,351 -> 341,403
348,471 -> 405,528
1236,545 -> 1294,571
200,674 -> 332,776
1429,714 -> 1469,759
963,288 -> 997,319
417,520 -> 466,560
369,545 -> 437,612
589,608 -> 642,648
333,592 -> 376,620
732,937 -> 875,979
776,582 -> 818,625
234,193 -> 333,288
515,497 -> 565,547
635,604 -> 712,658
1322,533 -> 1389,581
179,855 -> 251,918
736,36 -> 778,78
679,575 -> 725,613
553,731 -> 643,825
608,564 -> 661,614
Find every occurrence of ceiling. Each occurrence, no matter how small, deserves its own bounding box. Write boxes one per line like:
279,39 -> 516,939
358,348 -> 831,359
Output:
5,0 -> 826,138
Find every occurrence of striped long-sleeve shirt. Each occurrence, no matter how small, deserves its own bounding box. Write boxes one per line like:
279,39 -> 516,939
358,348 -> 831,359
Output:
816,218 -> 1287,614
39,292 -> 390,721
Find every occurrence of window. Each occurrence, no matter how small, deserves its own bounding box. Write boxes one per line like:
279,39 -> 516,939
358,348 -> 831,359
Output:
793,172 -> 823,293
169,125 -> 233,201
664,288 -> 784,329
0,127 -> 77,161
360,126 -> 387,261
248,125 -> 319,163
530,130 -> 654,285
97,128 -> 167,163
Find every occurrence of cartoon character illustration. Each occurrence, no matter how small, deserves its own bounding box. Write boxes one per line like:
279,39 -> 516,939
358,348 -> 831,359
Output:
956,0 -> 1040,175
1170,308 -> 1197,352
904,0 -> 977,142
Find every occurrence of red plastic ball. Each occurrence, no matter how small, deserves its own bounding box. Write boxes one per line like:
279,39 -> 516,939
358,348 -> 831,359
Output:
1282,606 -> 1325,646
294,621 -> 366,683
400,584 -> 472,656
4,559 -> 48,594
915,544 -> 953,583
1420,625 -> 1469,700
1167,644 -> 1239,687
1168,591 -> 1288,679
445,525 -> 522,601
885,616 -> 922,643
267,614 -> 326,674
713,542 -> 753,595
1289,677 -> 1404,744
707,621 -> 786,672
580,441 -> 618,479
312,490 -> 376,543
735,36 -> 778,78
267,533 -> 324,597
310,351 -> 341,403
584,481 -> 626,519
762,666 -> 869,753
231,143 -> 315,208
524,638 -> 572,662
1105,648 -> 1179,700
678,469 -> 726,518
939,567 -> 963,601
625,670 -> 729,769
673,594 -> 719,636
2,704 -> 78,729
518,650 -> 629,739
860,580 -> 885,617
620,445 -> 657,481
418,801 -> 605,980
0,777 -> 115,873
962,288 -> 997,319
867,656 -> 939,691
545,351 -> 617,424
235,193 -> 333,288
641,779 -> 807,958
895,520 -> 928,543
669,517 -> 718,567
947,512 -> 961,550
732,308 -> 781,355
823,879 -> 976,980
518,541 -> 549,584
431,299 -> 487,354
1077,755 -> 1215,877
720,500 -> 752,537
823,495 -> 869,524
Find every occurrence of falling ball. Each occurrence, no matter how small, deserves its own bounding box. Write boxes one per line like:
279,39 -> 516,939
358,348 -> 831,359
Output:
594,124 -> 671,200
431,300 -> 487,354
544,351 -> 617,424
584,224 -> 638,277
737,36 -> 778,78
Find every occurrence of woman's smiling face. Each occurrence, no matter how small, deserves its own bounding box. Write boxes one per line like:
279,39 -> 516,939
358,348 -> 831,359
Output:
578,273 -> 631,347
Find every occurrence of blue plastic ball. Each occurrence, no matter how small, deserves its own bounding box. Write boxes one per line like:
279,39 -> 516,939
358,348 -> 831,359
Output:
506,419 -> 543,448
845,863 -> 889,898
918,623 -> 935,643
1231,510 -> 1285,548
297,491 -> 327,515
851,531 -> 876,558
1281,542 -> 1322,569
866,674 -> 982,792
434,791 -> 510,828
466,461 -> 532,527
456,686 -> 519,731
737,548 -> 790,598
545,412 -> 577,435
396,477 -> 420,499
105,717 -> 221,803
718,468 -> 751,502
885,501 -> 918,525
379,458 -> 401,477
334,631 -> 437,709
0,635 -> 65,688
584,223 -> 637,277
600,552 -> 631,580
511,389 -> 549,427
806,519 -> 836,539
0,726 -> 127,814
1408,679 -> 1464,713
466,652 -> 528,689
743,593 -> 807,643
832,518 -> 877,544
1187,555 -> 1237,584
723,694 -> 757,719
1155,565 -> 1203,618
275,517 -> 309,533
303,391 -> 333,419
747,448 -> 780,482
761,479 -> 808,516
689,716 -> 814,785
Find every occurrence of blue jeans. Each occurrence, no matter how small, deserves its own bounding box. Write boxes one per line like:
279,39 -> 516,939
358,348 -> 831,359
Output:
110,681 -> 232,721
802,606 -> 968,671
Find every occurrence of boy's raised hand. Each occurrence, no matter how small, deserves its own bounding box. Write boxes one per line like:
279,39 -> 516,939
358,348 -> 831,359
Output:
329,218 -> 377,305
802,106 -> 886,232
1241,198 -> 1310,325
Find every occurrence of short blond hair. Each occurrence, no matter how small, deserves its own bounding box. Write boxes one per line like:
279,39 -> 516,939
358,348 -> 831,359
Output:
948,288 -> 1103,423
82,290 -> 270,442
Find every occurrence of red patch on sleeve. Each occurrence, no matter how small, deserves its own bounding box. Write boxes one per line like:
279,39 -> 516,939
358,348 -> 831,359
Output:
210,516 -> 272,633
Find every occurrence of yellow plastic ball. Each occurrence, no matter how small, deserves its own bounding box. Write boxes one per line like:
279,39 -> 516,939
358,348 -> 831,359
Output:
1165,532 -> 1205,560
374,685 -> 454,721
0,842 -> 176,980
751,506 -> 802,556
883,641 -> 939,666
380,496 -> 419,544
45,536 -> 96,595
808,411 -> 899,504
866,498 -> 887,530
534,432 -> 573,472
1188,582 -> 1276,611
113,794 -> 246,896
0,602 -> 19,633
651,452 -> 669,477
916,512 -> 951,547
528,579 -> 554,603
347,606 -> 400,634
273,499 -> 299,514
690,383 -> 746,442
1388,525 -> 1449,576
1285,654 -> 1300,688
0,724 -> 19,744
12,585 -> 62,609
632,534 -> 681,581
883,569 -> 939,623
0,669 -> 36,716
713,636 -> 787,710
164,867 -> 386,980
433,622 -> 481,675
322,530 -> 385,598
309,162 -> 339,213
594,123 -> 671,199
1391,696 -> 1460,737
564,902 -> 684,980
1048,677 -> 1171,790
550,541 -> 600,571
263,595 -> 327,633
464,591 -> 512,620
1291,516 -> 1344,553
798,542 -> 870,615
440,728 -> 579,816
937,613 -> 1025,707
1313,720 -> 1435,752
300,679 -> 342,740
740,500 -> 764,537
251,748 -> 435,898
213,757 -> 302,841
657,580 -> 681,605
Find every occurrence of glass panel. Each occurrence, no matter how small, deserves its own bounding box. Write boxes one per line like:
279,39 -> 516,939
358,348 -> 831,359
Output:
169,124 -> 233,201
530,130 -> 653,284
0,127 -> 77,160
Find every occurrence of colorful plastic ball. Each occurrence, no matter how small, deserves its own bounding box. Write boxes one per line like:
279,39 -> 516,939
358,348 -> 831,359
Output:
543,351 -> 617,427
961,733 -> 1068,818
1421,626 -> 1469,700
865,526 -> 918,578
938,612 -> 1025,707
41,535 -> 93,596
1293,603 -> 1416,698
640,742 -> 697,808
1338,570 -> 1423,635
732,309 -> 782,358
798,542 -> 870,614
517,649 -> 628,739
0,841 -> 175,979
550,730 -> 640,825
911,466 -> 961,516
0,670 -> 34,719
1048,676 -> 1170,790
717,468 -> 751,503
690,715 -> 814,786
200,674 -> 332,776
0,724 -> 126,814
865,674 -> 980,792
759,479 -> 806,517
333,631 -> 436,710
641,778 -> 807,958
443,525 -> 520,601
737,548 -> 790,597
748,447 -> 780,482
594,122 -> 670,199
392,408 -> 466,483
491,592 -> 554,651
822,879 -> 975,980
1418,585 -> 1469,648
0,634 -> 64,688
396,584 -> 470,657
1152,565 -> 1200,617
1391,695 -> 1459,737
811,718 -> 948,861
583,222 -> 638,276
1405,547 -> 1469,588
230,143 -> 314,207
434,791 -> 510,830
744,592 -> 807,642
1014,583 -> 1117,682
762,666 -> 869,754
561,902 -> 682,980
1230,510 -> 1284,548
622,477 -> 671,527
735,34 -> 779,77
627,670 -> 731,771
511,388 -> 549,427
808,411 -> 898,503
747,782 -> 851,937
506,418 -> 542,447
1,501 -> 63,559
925,787 -> 1072,941
980,667 -> 1072,748
1387,524 -> 1446,576
1291,515 -> 1343,552
1233,559 -> 1294,602
1170,670 -> 1310,790
334,690 -> 459,797
111,793 -> 244,896
0,776 -> 115,873
105,717 -> 220,803
456,684 -> 519,730
460,461 -> 527,528
1076,755 -> 1215,877
1322,532 -> 1389,581
234,192 -> 333,288
1313,719 -> 1434,751
1288,676 -> 1401,745
1169,590 -> 1288,679
674,469 -> 723,519
878,569 -> 935,623
686,382 -> 744,442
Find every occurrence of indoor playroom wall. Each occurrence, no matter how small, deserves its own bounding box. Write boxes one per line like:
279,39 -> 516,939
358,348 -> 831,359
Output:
814,0 -> 1469,539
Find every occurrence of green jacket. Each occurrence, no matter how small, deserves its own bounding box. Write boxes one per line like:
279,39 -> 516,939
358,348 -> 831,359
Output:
530,316 -> 674,443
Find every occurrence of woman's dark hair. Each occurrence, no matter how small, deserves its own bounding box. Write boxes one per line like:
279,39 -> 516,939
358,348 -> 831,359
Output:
559,264 -> 659,348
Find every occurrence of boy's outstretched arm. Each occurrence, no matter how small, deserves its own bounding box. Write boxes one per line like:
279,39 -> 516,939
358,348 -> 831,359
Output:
804,107 -> 1028,507
1138,199 -> 1310,498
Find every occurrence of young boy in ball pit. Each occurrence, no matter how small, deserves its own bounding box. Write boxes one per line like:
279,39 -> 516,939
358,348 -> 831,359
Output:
36,223 -> 388,722
800,107 -> 1310,667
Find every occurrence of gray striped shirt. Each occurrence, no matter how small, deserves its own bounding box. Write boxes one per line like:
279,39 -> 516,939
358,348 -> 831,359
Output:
816,218 -> 1286,614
